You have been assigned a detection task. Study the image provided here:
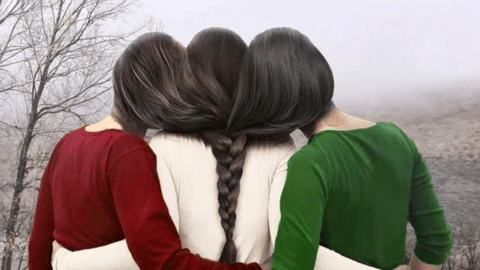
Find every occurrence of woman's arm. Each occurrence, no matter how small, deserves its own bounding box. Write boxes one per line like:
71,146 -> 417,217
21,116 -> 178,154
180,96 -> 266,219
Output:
408,144 -> 453,267
28,160 -> 55,270
271,149 -> 328,269
52,136 -> 182,270
52,240 -> 138,270
29,141 -> 64,270
268,146 -> 380,270
409,254 -> 442,270
149,135 -> 180,230
267,143 -> 295,252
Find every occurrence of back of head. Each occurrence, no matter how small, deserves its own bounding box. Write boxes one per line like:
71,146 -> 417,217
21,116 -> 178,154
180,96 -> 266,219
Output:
227,27 -> 335,138
112,32 -> 203,134
186,27 -> 247,127
186,28 -> 247,263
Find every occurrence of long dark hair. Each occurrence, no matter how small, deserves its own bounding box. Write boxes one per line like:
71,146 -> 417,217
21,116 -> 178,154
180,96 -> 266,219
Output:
111,32 -> 208,135
227,27 -> 335,138
186,27 -> 247,263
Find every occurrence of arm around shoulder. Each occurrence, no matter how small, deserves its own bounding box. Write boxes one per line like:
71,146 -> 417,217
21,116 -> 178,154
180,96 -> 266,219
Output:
408,141 -> 453,267
51,240 -> 138,270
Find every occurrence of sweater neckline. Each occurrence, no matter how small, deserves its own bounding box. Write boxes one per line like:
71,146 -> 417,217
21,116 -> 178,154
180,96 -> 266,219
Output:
80,125 -> 124,136
316,122 -> 378,132
308,122 -> 384,143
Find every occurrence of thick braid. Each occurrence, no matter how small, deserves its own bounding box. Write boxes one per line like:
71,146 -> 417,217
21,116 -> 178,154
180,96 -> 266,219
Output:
200,130 -> 247,263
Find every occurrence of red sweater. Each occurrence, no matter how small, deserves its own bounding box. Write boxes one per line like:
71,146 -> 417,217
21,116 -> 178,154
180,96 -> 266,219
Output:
28,127 -> 261,270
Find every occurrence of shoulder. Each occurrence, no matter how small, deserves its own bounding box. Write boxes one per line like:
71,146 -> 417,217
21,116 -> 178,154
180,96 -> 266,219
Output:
112,131 -> 151,151
149,131 -> 208,159
116,131 -> 149,146
45,128 -> 81,165
59,128 -> 154,172
376,122 -> 409,138
100,131 -> 155,165
57,126 -> 86,145
288,142 -> 323,167
298,131 -> 338,160
282,141 -> 333,199
248,137 -> 297,163
374,122 -> 413,140
286,136 -> 339,183
64,126 -> 150,152
149,131 -> 204,149
107,132 -> 157,174
150,131 -> 203,147
376,122 -> 420,156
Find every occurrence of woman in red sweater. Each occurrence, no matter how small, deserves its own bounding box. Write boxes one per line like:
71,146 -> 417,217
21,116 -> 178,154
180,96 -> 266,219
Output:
28,32 -> 264,270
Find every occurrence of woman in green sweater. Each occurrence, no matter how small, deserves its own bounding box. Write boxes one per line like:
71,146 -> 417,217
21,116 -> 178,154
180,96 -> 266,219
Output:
227,27 -> 453,270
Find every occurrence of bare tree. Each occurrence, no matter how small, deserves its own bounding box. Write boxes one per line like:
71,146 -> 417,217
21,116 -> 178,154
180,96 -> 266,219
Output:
0,0 -> 34,95
0,0 -> 28,26
0,0 -> 144,269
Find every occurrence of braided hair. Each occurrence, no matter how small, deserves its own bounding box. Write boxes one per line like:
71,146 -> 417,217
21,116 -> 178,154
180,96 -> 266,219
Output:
186,28 -> 247,263
200,131 -> 246,262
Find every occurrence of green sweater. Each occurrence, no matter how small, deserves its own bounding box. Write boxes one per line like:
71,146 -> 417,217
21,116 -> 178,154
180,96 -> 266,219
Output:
272,122 -> 453,270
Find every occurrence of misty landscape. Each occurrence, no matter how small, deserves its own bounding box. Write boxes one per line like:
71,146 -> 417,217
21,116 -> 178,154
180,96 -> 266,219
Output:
1,0 -> 479,269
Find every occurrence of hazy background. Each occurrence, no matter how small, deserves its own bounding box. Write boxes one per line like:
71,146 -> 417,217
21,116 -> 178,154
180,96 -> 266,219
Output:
1,0 -> 478,268
136,0 -> 480,107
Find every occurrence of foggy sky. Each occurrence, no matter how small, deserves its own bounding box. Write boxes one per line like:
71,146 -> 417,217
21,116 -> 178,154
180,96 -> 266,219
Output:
137,0 -> 480,106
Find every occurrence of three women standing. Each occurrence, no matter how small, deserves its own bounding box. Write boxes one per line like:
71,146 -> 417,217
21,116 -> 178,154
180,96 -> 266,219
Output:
30,26 -> 452,270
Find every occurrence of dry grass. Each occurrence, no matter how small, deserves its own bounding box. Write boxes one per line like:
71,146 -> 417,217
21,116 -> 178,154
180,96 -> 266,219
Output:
406,219 -> 480,270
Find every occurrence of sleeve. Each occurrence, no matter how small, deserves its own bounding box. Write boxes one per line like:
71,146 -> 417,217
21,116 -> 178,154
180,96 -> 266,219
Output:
149,135 -> 180,230
52,135 -> 180,270
28,143 -> 61,270
52,240 -> 139,270
268,143 -> 295,250
271,149 -> 328,270
109,147 -> 261,270
408,143 -> 453,265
